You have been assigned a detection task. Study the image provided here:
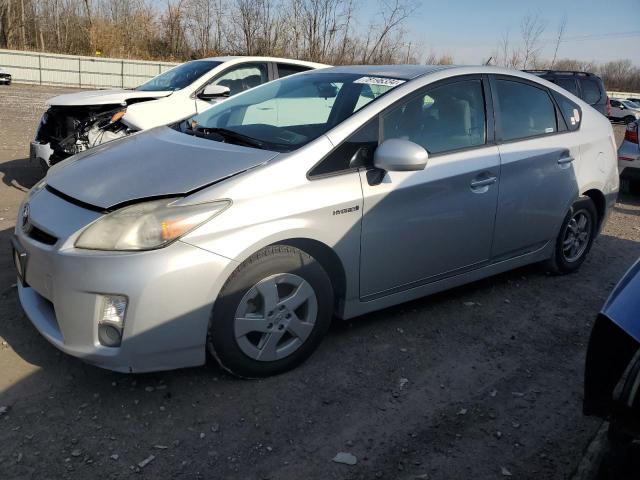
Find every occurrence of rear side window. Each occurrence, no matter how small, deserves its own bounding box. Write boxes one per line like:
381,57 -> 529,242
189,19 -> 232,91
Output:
495,79 -> 557,141
381,79 -> 486,154
277,63 -> 311,78
554,78 -> 579,96
579,78 -> 602,105
551,91 -> 582,131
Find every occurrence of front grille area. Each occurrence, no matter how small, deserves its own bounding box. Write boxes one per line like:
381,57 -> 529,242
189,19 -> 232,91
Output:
27,226 -> 58,245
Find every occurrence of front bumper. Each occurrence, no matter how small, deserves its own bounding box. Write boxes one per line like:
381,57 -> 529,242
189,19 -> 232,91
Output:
13,191 -> 236,372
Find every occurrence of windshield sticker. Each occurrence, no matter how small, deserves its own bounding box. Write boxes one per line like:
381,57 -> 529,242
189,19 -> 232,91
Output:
354,76 -> 405,87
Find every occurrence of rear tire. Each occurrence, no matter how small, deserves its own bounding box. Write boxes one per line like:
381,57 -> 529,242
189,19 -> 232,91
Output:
547,197 -> 598,274
207,245 -> 333,378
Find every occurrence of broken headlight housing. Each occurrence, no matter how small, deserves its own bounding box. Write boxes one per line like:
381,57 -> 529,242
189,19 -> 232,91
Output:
75,198 -> 230,251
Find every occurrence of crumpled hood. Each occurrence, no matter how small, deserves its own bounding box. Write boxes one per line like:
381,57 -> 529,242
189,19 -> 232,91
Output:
46,127 -> 278,209
47,89 -> 173,106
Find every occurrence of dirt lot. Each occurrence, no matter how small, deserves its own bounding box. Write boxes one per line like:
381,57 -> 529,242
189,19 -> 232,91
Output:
0,83 -> 637,480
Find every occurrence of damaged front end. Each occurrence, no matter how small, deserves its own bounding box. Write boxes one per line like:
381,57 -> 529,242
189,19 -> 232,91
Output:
31,105 -> 135,168
584,258 -> 640,437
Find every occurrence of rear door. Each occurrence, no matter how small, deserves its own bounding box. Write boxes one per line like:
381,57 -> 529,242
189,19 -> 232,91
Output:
490,75 -> 580,260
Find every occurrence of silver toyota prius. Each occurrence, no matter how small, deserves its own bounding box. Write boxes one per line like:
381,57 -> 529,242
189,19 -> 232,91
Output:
13,65 -> 619,377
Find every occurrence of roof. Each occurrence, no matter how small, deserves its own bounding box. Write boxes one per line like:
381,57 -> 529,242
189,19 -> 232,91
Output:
196,56 -> 328,69
312,64 -> 455,80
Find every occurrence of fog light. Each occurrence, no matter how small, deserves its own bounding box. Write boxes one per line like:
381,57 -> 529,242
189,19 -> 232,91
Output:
98,323 -> 122,347
98,295 -> 127,347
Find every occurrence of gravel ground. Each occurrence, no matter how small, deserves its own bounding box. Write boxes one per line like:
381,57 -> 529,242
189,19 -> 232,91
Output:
0,83 -> 637,480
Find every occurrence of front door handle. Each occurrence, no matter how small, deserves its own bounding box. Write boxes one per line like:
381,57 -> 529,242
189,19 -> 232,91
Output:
558,156 -> 574,165
470,176 -> 498,189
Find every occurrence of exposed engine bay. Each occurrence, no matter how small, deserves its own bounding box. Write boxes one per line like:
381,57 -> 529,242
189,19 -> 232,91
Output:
34,105 -> 134,166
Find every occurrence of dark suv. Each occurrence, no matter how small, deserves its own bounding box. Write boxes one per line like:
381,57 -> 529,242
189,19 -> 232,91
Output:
523,70 -> 608,116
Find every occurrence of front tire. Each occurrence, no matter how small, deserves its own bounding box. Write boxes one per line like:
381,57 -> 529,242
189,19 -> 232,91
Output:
547,197 -> 598,274
207,245 -> 333,378
624,115 -> 636,124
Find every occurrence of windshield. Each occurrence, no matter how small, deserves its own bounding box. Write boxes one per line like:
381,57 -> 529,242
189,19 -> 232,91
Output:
136,60 -> 221,92
189,72 -> 405,151
622,100 -> 640,109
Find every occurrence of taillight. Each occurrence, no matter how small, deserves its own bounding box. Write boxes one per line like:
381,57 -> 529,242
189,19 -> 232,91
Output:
606,97 -> 612,116
625,122 -> 638,144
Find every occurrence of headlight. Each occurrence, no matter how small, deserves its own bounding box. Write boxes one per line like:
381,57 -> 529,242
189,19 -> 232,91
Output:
75,198 -> 230,251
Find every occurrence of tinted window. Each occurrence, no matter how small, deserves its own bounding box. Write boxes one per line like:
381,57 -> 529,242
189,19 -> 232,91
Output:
555,78 -> 579,96
136,60 -> 221,91
579,78 -> 602,105
210,63 -> 268,95
495,79 -> 557,141
277,63 -> 310,78
381,79 -> 486,154
551,91 -> 582,131
611,100 -> 621,107
309,118 -> 379,177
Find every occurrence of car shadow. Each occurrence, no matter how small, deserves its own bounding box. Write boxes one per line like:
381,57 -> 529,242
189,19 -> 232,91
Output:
0,157 -> 44,192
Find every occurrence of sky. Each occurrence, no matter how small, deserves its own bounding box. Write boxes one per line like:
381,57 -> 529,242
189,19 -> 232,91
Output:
402,0 -> 640,65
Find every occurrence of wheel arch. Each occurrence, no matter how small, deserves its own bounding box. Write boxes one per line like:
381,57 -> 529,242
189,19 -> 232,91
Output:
275,238 -> 347,317
582,188 -> 606,229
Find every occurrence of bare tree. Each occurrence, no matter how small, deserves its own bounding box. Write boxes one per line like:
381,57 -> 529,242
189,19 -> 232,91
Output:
550,14 -> 567,68
520,12 -> 546,69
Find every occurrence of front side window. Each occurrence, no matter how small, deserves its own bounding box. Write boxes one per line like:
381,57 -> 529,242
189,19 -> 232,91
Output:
210,63 -> 268,95
611,100 -> 621,108
136,60 -> 221,91
495,79 -> 557,141
191,73 -> 404,151
381,79 -> 486,154
579,78 -> 602,105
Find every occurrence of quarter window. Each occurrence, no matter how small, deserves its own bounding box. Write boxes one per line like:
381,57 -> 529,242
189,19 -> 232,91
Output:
309,117 -> 379,177
579,78 -> 602,105
210,63 -> 268,95
551,91 -> 582,131
495,79 -> 557,141
381,79 -> 486,154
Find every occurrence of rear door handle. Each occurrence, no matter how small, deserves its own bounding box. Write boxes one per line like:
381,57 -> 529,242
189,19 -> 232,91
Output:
470,176 -> 498,189
558,156 -> 574,165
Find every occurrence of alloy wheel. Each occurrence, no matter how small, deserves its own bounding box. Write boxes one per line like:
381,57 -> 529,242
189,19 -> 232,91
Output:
233,273 -> 318,362
562,209 -> 592,263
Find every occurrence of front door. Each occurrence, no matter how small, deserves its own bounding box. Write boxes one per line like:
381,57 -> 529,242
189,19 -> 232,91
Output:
359,77 -> 501,298
195,62 -> 270,114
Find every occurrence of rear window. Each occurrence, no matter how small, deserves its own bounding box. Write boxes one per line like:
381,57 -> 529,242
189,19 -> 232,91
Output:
554,78 -> 579,96
495,79 -> 557,141
579,78 -> 602,105
551,91 -> 582,131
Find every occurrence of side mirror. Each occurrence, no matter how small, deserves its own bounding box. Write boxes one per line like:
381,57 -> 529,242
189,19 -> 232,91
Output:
373,138 -> 428,172
199,84 -> 231,101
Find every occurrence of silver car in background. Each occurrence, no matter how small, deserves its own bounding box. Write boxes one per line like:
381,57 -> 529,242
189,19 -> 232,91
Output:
13,65 -> 618,377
